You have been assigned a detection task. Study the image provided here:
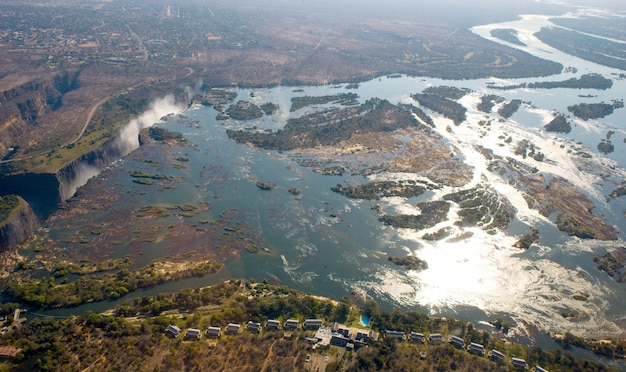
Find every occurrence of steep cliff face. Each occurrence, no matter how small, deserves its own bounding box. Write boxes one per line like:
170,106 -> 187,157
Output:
0,173 -> 61,221
56,134 -> 132,201
0,195 -> 38,251
1,108 -> 146,220
0,70 -> 80,158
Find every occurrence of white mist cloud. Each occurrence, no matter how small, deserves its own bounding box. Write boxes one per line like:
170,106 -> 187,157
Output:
116,94 -> 184,156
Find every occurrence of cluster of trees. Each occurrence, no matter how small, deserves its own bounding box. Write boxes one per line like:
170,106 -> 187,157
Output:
0,194 -> 21,224
225,101 -> 263,121
544,115 -> 572,133
148,127 -> 186,142
290,93 -> 359,112
423,86 -> 472,100
513,228 -> 540,249
330,180 -> 428,200
498,99 -> 522,118
399,104 -> 435,128
5,260 -> 222,309
387,255 -> 428,271
556,332 -> 626,360
227,98 -> 419,151
492,73 -> 613,91
491,28 -> 526,46
567,103 -> 616,120
593,248 -> 626,283
477,95 -> 505,113
0,280 -> 619,371
260,102 -> 280,115
379,201 -> 450,230
535,27 -> 626,71
411,92 -> 467,125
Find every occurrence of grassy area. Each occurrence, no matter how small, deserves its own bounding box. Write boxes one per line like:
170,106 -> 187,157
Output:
0,195 -> 23,227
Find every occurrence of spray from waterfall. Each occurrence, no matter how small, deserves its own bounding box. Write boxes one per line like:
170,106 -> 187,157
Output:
115,94 -> 183,156
185,78 -> 204,104
61,94 -> 185,200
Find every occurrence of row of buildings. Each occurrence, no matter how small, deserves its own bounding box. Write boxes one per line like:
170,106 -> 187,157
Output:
384,330 -> 548,371
165,318 -> 335,340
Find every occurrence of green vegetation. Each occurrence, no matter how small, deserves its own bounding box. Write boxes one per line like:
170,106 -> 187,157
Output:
260,102 -> 280,115
216,112 -> 229,120
290,93 -> 359,112
129,170 -> 170,180
513,139 -> 544,161
513,228 -> 539,249
5,260 -> 222,309
497,99 -> 522,118
134,205 -> 170,218
197,89 -> 238,107
379,201 -> 450,230
312,166 -> 346,176
50,258 -> 131,277
255,181 -> 274,190
148,127 -> 186,142
227,99 -> 419,151
597,140 -> 614,154
593,248 -> 626,282
555,332 -> 626,361
544,115 -> 571,133
411,90 -> 467,125
422,227 -> 453,241
226,100 -> 263,120
387,255 -> 428,271
610,184 -> 626,199
490,28 -> 526,46
132,178 -> 155,185
0,195 -> 21,225
288,186 -> 301,196
0,280 -> 615,371
492,73 -> 613,91
331,180 -> 428,200
423,86 -> 472,100
567,102 -> 616,120
399,103 -> 435,128
477,95 -> 505,113
535,27 -> 626,70
129,170 -> 181,186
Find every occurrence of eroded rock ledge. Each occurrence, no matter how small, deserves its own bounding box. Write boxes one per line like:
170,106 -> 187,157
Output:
0,195 -> 38,250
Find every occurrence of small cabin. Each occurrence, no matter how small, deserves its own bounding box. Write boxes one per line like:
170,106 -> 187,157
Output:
225,323 -> 242,335
284,319 -> 300,330
468,342 -> 485,356
428,333 -> 444,344
449,335 -> 465,348
185,328 -> 201,340
385,330 -> 405,339
206,326 -> 221,338
303,319 -> 323,330
488,349 -> 505,362
165,324 -> 181,338
511,357 -> 528,370
265,320 -> 281,330
531,366 -> 548,372
410,332 -> 425,343
246,321 -> 261,332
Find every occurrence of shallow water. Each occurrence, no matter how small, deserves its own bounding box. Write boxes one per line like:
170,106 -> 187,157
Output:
34,5 -> 626,347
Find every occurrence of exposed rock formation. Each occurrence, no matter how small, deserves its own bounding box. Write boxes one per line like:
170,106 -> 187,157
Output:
0,195 -> 38,250
0,70 -> 80,159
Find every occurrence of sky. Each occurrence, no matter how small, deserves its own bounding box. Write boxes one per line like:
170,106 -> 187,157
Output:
206,0 -> 618,27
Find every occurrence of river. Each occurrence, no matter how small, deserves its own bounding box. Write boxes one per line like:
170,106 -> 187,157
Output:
27,4 -> 626,359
